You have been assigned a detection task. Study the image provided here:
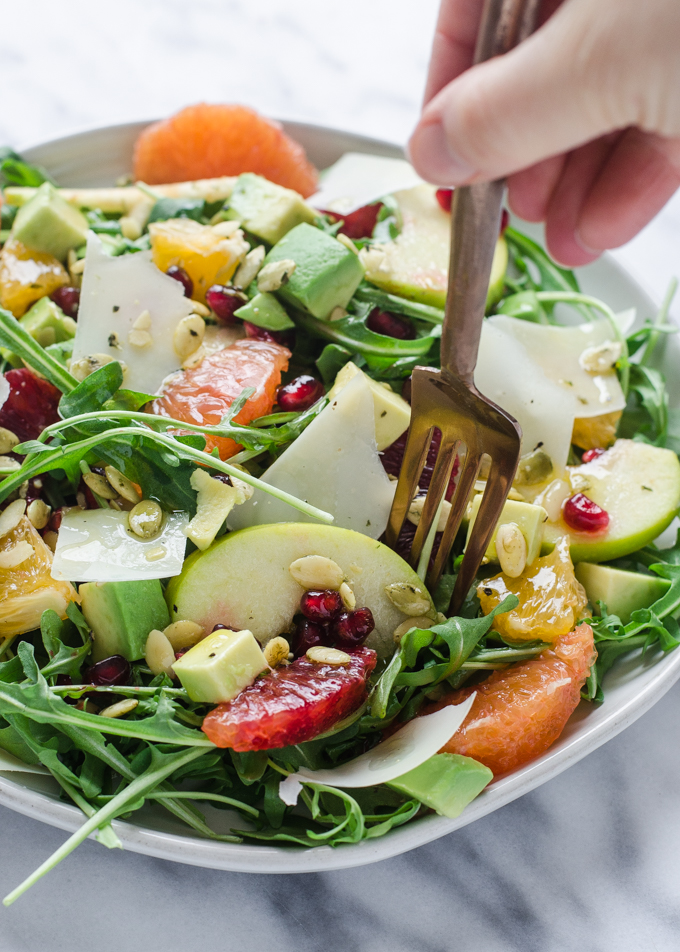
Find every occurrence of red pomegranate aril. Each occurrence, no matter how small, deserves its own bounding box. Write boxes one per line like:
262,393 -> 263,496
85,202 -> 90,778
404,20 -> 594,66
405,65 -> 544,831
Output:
291,618 -> 331,657
244,321 -> 295,348
277,374 -> 324,412
500,208 -> 510,234
47,508 -> 64,532
367,308 -> 416,340
50,285 -> 80,319
205,284 -> 247,324
300,589 -> 343,623
333,608 -> 375,648
436,188 -> 453,212
0,369 -> 61,443
563,493 -> 610,533
581,448 -> 606,463
85,655 -> 131,687
212,623 -> 238,632
380,429 -> 460,500
166,265 -> 193,297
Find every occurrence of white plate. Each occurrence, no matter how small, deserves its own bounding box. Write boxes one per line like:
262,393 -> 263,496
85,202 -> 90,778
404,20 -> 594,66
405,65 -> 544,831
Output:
2,122 -> 679,874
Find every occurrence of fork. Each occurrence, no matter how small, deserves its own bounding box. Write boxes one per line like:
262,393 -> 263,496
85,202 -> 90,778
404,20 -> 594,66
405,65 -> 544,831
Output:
386,0 -> 540,614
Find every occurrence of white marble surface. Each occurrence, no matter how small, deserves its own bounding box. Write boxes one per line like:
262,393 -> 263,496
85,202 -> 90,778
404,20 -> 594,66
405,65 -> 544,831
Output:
1,1 -> 680,948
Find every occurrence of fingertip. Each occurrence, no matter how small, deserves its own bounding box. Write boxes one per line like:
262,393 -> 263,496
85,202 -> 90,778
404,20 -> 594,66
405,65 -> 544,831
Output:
545,223 -> 601,268
407,120 -> 476,187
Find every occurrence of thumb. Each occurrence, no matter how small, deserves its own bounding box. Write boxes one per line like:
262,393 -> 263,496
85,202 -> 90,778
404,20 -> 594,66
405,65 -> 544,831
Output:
408,0 -> 629,185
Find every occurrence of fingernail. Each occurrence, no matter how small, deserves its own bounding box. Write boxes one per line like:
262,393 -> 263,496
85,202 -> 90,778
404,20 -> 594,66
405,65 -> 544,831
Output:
574,228 -> 600,257
408,121 -> 476,186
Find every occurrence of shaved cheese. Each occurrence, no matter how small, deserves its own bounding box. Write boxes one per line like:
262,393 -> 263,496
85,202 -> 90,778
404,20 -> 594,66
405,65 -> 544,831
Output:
51,508 -> 188,583
228,373 -> 395,538
309,153 -> 424,215
72,232 -> 194,393
279,696 -> 475,803
0,375 -> 9,412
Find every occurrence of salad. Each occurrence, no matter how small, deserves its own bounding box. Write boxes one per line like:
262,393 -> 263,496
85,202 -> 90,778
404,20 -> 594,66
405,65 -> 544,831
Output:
0,102 -> 679,902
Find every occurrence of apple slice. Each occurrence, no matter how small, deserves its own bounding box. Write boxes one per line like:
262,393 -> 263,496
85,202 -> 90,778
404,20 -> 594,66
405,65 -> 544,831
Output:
543,439 -> 680,562
165,522 -> 435,658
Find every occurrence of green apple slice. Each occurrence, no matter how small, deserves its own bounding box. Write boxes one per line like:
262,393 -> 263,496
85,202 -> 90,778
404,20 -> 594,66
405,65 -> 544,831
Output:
360,184 -> 507,310
165,523 -> 435,658
543,439 -> 680,562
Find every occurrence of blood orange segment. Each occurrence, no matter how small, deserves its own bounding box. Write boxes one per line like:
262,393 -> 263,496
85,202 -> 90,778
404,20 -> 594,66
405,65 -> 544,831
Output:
150,338 -> 290,459
424,623 -> 596,776
202,647 -> 377,750
0,368 -> 61,442
133,103 -> 319,198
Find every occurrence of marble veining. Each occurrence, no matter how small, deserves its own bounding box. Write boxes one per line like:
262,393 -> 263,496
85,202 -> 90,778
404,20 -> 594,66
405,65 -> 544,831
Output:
1,2 -> 680,949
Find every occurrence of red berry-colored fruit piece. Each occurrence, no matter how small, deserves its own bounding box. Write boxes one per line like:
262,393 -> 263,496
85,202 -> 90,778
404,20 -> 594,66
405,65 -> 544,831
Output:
50,285 -> 80,319
166,265 -> 193,297
244,321 -> 295,348
201,647 -> 377,750
563,493 -> 610,533
300,589 -> 343,623
333,608 -> 375,648
291,617 -> 330,657
0,369 -> 61,442
500,208 -> 510,234
581,448 -> 606,463
206,284 -> 248,324
380,429 -> 460,500
85,655 -> 131,687
321,203 -> 383,240
366,308 -> 416,340
436,188 -> 453,212
277,375 -> 324,412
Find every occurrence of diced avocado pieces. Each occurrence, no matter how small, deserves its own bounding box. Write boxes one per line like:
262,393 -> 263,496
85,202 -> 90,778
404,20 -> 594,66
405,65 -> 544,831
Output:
12,183 -> 89,262
327,361 -> 410,451
466,495 -> 547,565
234,291 -> 294,330
172,629 -> 267,703
80,579 -> 170,662
388,753 -> 493,818
264,223 -> 364,320
225,173 -> 317,245
20,297 -> 77,347
575,562 -> 670,624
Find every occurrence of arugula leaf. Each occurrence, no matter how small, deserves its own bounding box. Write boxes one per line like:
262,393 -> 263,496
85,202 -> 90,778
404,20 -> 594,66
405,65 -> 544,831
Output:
353,285 -> 444,325
620,363 -> 669,445
291,304 -> 436,360
505,227 -> 580,293
0,308 -> 77,393
58,361 -> 124,418
39,609 -> 91,680
148,197 -> 205,224
103,389 -> 155,412
0,151 -> 55,188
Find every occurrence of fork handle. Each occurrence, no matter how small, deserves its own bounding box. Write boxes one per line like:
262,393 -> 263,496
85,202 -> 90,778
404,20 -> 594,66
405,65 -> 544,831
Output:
440,0 -> 540,384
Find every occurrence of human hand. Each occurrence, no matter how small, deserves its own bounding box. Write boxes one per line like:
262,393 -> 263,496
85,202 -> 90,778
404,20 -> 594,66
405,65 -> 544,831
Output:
409,0 -> 680,265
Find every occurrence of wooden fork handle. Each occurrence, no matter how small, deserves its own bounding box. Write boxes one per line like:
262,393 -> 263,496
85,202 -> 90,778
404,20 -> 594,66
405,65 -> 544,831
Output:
440,0 -> 541,384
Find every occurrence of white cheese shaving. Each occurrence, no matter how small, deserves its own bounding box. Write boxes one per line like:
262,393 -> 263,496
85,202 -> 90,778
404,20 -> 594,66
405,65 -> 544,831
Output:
309,153 -> 424,215
0,375 -> 9,412
51,508 -> 188,583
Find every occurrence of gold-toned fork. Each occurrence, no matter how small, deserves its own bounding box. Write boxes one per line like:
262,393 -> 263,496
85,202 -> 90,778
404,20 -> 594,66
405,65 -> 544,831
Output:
386,0 -> 540,614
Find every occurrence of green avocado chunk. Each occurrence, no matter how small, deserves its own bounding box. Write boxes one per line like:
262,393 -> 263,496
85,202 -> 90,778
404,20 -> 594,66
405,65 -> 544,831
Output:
12,182 -> 89,262
80,579 -> 171,662
575,562 -> 671,624
387,753 -> 493,818
20,297 -> 77,347
234,291 -> 294,330
264,223 -> 365,320
225,173 -> 317,245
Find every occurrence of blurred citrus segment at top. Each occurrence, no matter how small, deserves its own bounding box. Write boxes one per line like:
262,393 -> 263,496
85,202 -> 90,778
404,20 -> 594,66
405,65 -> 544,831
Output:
0,239 -> 68,317
148,218 -> 249,304
0,516 -> 76,642
150,338 -> 291,459
478,536 -> 588,643
133,103 -> 319,198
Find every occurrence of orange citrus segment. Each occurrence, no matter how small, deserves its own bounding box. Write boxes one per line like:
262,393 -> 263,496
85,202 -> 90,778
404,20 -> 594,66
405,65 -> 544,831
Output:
148,218 -> 249,304
0,239 -> 68,317
425,623 -> 596,776
151,338 -> 291,459
133,103 -> 319,198
571,410 -> 622,450
0,516 -> 76,641
478,535 -> 588,643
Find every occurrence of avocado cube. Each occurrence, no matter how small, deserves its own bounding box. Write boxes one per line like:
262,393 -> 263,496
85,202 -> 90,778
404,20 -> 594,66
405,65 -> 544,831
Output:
172,629 -> 267,703
81,579 -> 170,662
388,753 -> 492,818
226,173 -> 317,245
327,361 -> 411,451
234,292 -> 294,331
575,562 -> 670,624
264,223 -> 365,320
20,297 -> 77,347
466,495 -> 547,566
12,183 -> 89,262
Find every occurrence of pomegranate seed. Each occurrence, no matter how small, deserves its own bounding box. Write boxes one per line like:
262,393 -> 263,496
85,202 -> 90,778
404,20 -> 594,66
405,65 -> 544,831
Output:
500,208 -> 510,234
563,493 -> 610,533
366,308 -> 416,340
47,508 -> 64,532
56,674 -> 73,686
175,648 -> 190,660
50,285 -> 80,319
380,429 -> 460,500
320,203 -> 383,240
277,375 -> 324,412
78,477 -> 99,510
243,321 -> 295,348
166,265 -> 193,297
300,589 -> 343,623
85,655 -> 131,687
581,448 -> 606,463
436,188 -> 453,212
24,477 -> 45,503
291,618 -> 331,657
333,608 -> 375,648
205,284 -> 247,324
212,623 -> 238,632
0,369 -> 61,442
